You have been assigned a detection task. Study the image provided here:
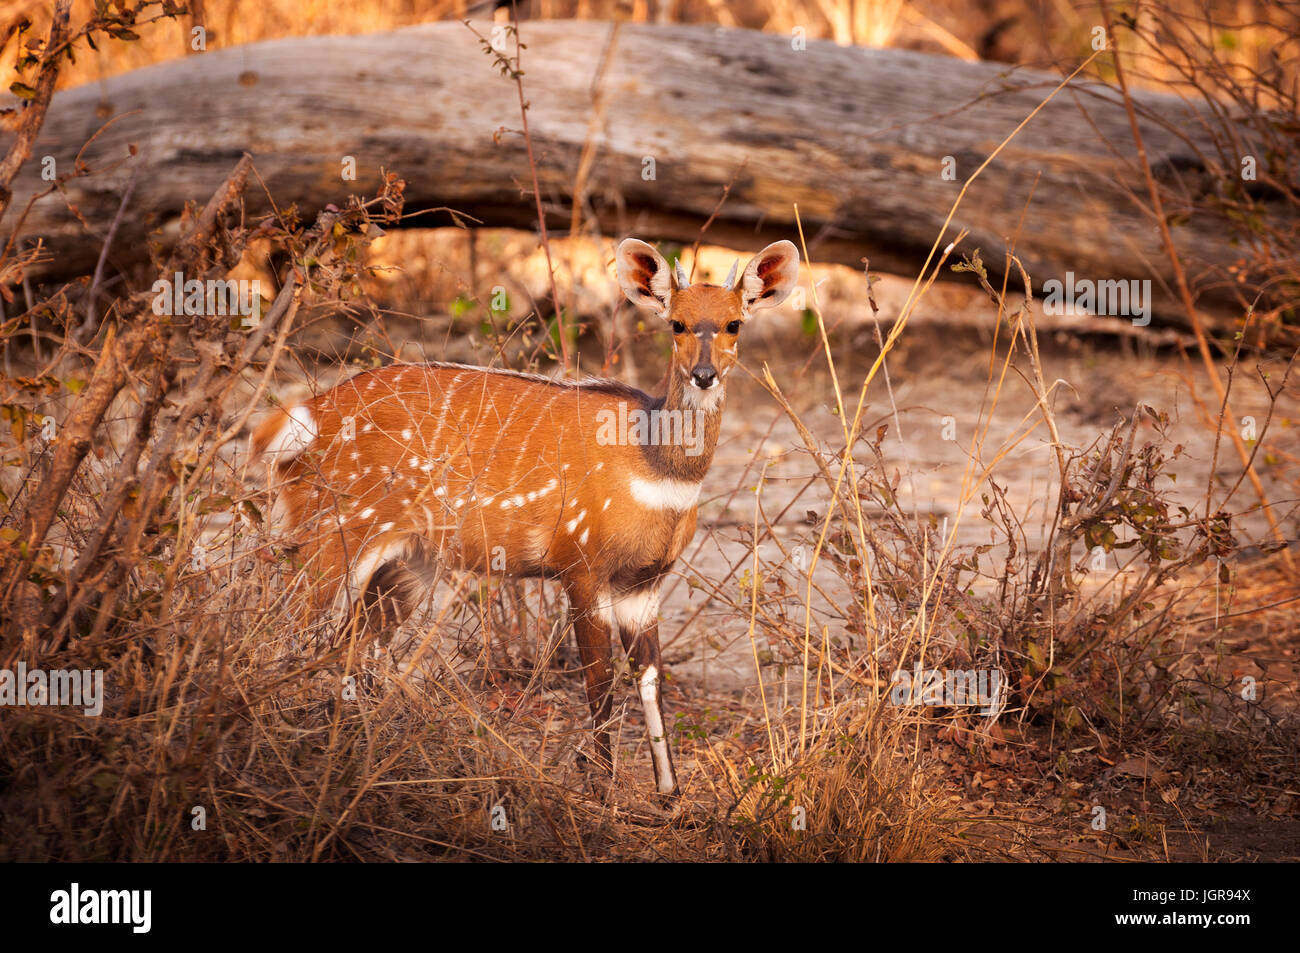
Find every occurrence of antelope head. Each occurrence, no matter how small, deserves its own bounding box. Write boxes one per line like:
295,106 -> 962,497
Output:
615,239 -> 801,409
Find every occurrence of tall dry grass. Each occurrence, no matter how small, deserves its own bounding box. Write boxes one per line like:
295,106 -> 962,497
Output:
7,206 -> 1290,859
1,1 -> 1296,862
2,200 -> 1293,858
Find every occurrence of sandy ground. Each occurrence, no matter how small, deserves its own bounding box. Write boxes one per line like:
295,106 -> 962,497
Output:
642,327 -> 1298,694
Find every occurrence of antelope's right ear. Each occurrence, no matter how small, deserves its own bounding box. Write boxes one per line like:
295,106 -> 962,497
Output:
616,239 -> 673,316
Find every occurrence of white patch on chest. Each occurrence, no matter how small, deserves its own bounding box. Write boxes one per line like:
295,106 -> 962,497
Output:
612,587 -> 660,635
629,477 -> 701,511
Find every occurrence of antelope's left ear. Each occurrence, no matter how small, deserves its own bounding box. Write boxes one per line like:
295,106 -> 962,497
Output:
738,240 -> 800,313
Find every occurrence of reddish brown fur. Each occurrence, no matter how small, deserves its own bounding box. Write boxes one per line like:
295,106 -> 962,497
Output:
254,367 -> 697,588
250,238 -> 800,795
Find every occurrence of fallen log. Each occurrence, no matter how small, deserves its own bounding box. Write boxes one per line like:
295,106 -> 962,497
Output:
3,20 -> 1275,326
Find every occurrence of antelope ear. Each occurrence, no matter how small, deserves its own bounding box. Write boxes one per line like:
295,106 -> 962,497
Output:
615,239 -> 673,316
739,240 -> 800,312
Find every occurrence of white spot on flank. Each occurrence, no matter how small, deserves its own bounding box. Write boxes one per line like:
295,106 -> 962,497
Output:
513,495 -> 526,507
362,422 -> 373,433
378,522 -> 394,532
401,428 -> 412,441
629,476 -> 701,511
259,405 -> 318,465
578,527 -> 590,546
360,507 -> 375,519
602,498 -> 611,511
566,510 -> 586,534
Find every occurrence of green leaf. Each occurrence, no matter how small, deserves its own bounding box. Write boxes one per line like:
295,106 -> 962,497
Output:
449,295 -> 473,319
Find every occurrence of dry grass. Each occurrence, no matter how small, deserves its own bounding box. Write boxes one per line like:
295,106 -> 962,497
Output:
1,0 -> 1297,863
3,204 -> 1294,859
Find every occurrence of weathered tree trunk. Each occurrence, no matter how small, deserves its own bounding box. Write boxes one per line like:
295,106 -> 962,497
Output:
3,20 -> 1272,323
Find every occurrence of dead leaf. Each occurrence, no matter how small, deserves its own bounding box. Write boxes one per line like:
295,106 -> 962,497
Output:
1114,754 -> 1170,785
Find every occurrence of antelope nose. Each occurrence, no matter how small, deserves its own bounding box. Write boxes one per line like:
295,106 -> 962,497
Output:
691,367 -> 717,389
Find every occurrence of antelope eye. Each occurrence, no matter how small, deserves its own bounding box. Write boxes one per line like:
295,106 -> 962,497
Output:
726,320 -> 742,334
670,321 -> 686,334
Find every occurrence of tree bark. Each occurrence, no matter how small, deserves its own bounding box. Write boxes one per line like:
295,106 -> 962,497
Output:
3,20 -> 1275,323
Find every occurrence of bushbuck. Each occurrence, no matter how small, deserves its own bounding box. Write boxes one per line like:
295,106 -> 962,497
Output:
250,238 -> 800,794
